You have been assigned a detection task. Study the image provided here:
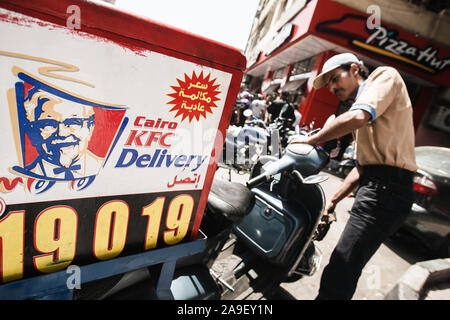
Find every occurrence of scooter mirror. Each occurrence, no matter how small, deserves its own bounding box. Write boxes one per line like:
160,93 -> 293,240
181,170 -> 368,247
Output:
303,174 -> 328,184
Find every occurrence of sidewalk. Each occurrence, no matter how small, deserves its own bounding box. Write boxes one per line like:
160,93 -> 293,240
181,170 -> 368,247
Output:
384,258 -> 450,300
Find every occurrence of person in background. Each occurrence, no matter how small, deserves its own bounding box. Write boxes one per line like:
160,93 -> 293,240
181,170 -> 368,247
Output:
231,95 -> 251,127
267,90 -> 289,122
293,108 -> 302,134
278,92 -> 296,122
290,53 -> 417,300
250,93 -> 268,120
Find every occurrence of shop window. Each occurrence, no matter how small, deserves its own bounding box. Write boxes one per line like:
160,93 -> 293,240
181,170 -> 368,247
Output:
291,56 -> 316,75
273,66 -> 287,80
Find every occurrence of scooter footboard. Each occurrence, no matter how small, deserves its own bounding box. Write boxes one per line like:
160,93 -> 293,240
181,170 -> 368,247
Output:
233,187 -> 311,265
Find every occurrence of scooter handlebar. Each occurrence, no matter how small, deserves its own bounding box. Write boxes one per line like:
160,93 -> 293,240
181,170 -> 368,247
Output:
246,156 -> 295,189
246,173 -> 270,189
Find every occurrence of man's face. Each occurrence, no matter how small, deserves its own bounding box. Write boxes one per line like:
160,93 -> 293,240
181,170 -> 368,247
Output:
324,65 -> 360,101
32,97 -> 94,167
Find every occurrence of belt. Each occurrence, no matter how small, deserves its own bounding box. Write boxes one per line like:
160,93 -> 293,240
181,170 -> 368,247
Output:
361,165 -> 414,183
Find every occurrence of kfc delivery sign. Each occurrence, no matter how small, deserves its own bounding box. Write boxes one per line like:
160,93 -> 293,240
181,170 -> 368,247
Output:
0,9 -> 231,202
0,7 -> 238,283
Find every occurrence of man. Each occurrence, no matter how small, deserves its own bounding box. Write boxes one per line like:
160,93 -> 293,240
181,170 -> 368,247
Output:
267,90 -> 288,122
279,97 -> 296,122
250,93 -> 267,120
290,53 -> 417,300
231,95 -> 251,126
293,108 -> 302,134
18,87 -> 103,180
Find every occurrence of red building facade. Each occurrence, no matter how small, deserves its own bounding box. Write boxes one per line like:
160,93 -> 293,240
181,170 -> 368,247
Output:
246,0 -> 450,147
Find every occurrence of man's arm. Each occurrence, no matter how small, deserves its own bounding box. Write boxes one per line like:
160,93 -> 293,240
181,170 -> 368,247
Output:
290,109 -> 370,145
325,166 -> 361,215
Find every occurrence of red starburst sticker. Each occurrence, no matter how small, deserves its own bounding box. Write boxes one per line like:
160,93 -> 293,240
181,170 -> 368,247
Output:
167,71 -> 221,122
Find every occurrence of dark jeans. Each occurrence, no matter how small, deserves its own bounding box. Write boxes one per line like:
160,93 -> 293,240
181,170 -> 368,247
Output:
316,165 -> 415,300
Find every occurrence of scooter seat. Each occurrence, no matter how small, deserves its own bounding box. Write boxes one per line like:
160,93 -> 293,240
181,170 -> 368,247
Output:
206,179 -> 254,223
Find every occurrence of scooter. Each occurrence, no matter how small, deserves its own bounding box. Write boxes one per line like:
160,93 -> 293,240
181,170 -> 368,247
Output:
73,138 -> 332,300
218,109 -> 282,177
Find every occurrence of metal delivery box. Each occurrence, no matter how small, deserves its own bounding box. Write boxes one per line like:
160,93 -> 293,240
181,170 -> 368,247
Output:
0,0 -> 245,285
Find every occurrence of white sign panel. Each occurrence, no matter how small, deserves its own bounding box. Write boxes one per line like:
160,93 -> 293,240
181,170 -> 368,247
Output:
0,9 -> 232,206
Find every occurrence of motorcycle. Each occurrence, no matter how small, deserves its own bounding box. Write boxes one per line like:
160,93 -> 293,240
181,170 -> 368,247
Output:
73,138 -> 332,300
276,116 -> 297,150
219,104 -> 307,176
218,109 -> 282,176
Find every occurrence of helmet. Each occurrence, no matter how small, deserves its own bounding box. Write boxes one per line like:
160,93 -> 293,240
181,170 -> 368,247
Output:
240,91 -> 251,99
237,98 -> 250,108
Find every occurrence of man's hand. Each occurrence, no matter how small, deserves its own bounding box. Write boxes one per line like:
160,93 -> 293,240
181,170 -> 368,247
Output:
324,199 -> 337,216
322,199 -> 338,223
289,135 -> 316,145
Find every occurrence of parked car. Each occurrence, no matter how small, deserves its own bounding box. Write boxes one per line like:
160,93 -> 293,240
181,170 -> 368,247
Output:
396,146 -> 450,258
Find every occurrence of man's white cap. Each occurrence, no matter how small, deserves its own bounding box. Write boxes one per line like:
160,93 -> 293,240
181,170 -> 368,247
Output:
313,53 -> 362,89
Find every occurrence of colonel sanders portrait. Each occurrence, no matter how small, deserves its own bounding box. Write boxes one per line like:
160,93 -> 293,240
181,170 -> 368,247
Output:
19,87 -> 103,180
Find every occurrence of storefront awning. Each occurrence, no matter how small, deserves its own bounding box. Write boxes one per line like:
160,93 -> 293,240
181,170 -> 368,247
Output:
262,83 -> 280,93
281,79 -> 306,92
281,72 -> 312,92
247,35 -> 337,77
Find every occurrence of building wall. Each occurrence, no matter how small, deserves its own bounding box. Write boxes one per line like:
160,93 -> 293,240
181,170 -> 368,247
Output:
335,0 -> 450,47
245,0 -> 450,62
245,0 -> 310,61
244,0 -> 450,148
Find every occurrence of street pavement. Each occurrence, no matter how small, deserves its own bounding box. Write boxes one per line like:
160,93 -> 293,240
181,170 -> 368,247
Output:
213,167 -> 437,300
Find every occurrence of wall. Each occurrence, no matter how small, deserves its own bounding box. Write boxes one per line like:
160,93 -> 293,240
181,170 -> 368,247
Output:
245,0 -> 310,61
335,0 -> 450,47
